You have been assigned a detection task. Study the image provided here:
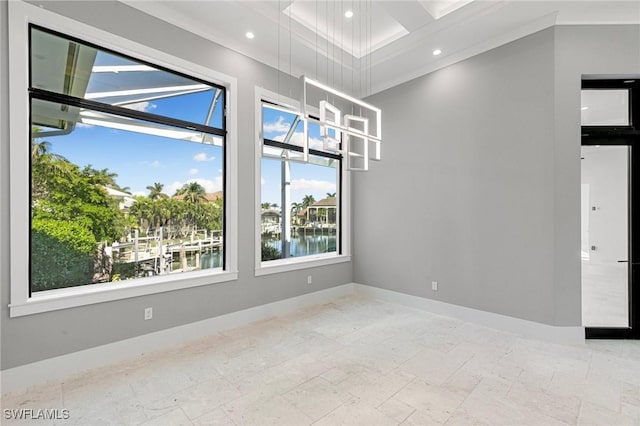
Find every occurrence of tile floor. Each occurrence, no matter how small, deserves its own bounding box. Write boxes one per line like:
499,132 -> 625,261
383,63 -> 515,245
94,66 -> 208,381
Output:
2,295 -> 640,426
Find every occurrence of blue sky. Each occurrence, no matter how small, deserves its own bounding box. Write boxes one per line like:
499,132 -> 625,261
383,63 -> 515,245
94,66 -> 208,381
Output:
261,107 -> 337,207
48,124 -> 223,197
36,94 -> 336,208
41,90 -> 223,198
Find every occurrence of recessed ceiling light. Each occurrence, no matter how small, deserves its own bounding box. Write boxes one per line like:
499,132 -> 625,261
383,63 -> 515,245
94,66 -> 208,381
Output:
345,10 -> 354,18
245,31 -> 255,39
581,106 -> 589,111
432,48 -> 442,56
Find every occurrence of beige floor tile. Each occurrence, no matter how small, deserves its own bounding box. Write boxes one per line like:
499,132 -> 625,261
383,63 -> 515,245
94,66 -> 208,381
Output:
313,397 -> 397,426
377,396 -> 416,423
222,393 -> 312,426
138,408 -> 193,426
394,378 -> 470,424
191,408 -> 236,426
578,400 -> 637,426
506,380 -> 581,424
337,367 -> 414,408
3,296 -> 640,426
282,376 -> 352,421
168,377 -> 242,419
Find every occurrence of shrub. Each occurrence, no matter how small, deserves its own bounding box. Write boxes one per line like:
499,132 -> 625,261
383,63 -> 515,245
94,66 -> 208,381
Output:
261,241 -> 281,261
31,218 -> 97,291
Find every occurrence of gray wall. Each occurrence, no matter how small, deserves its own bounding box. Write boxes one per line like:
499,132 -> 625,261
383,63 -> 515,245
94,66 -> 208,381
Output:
0,1 -> 352,370
354,29 -> 557,324
552,25 -> 640,325
353,25 -> 640,326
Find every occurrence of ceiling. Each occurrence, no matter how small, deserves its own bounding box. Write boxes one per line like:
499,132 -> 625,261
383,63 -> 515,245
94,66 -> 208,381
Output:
121,0 -> 640,97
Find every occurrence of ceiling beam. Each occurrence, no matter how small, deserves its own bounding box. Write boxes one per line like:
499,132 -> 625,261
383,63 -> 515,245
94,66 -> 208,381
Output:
377,0 -> 434,32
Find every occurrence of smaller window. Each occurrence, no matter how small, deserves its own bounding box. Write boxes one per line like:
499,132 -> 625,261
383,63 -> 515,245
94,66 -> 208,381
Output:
581,89 -> 630,126
260,102 -> 341,264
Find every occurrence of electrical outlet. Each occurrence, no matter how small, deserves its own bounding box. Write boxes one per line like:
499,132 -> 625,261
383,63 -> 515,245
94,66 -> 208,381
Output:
307,275 -> 313,285
144,307 -> 153,320
431,281 -> 438,291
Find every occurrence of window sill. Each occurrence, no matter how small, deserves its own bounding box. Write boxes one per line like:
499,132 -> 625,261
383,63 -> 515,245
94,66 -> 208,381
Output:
9,270 -> 238,317
255,254 -> 351,276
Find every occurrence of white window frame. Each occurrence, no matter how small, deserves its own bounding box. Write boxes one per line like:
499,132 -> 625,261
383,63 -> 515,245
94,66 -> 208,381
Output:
8,1 -> 238,317
254,87 -> 351,276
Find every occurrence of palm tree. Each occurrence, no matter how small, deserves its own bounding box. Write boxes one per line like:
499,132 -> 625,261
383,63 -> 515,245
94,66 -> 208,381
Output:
326,192 -> 336,198
290,202 -> 302,214
31,139 -> 51,159
176,181 -> 206,204
301,195 -> 316,209
261,202 -> 272,210
31,139 -> 72,204
146,182 -> 168,200
83,166 -> 118,186
290,202 -> 302,225
130,196 -> 153,233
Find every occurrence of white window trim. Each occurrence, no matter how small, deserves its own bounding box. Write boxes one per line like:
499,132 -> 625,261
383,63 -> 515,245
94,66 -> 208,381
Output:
254,87 -> 351,276
8,1 -> 238,317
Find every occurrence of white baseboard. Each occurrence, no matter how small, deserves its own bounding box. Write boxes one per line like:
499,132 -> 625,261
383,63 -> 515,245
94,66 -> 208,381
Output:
1,283 -> 355,394
2,281 -> 585,394
353,283 -> 585,345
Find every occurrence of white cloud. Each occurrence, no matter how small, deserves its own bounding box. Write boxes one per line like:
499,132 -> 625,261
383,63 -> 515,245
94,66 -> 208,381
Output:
290,179 -> 336,192
193,152 -> 215,162
167,177 -> 223,196
151,160 -> 161,167
125,101 -> 157,112
263,116 -> 291,133
272,132 -> 324,150
261,176 -> 265,185
308,137 -> 325,150
132,191 -> 146,197
189,168 -> 199,175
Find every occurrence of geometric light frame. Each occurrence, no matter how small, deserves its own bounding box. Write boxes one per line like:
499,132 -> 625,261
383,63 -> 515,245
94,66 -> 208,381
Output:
301,76 -> 382,171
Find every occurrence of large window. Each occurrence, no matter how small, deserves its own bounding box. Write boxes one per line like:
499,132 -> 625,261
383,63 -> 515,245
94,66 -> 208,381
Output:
29,27 -> 226,292
9,1 -> 237,317
259,101 -> 344,268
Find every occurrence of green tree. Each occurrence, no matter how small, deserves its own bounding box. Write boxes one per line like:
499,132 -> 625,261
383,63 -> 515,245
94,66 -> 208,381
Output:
176,181 -> 206,204
30,136 -> 128,289
82,165 -> 118,188
301,194 -> 316,208
129,196 -> 153,234
290,202 -> 302,214
31,139 -> 72,204
146,182 -> 168,201
31,140 -> 124,243
326,192 -> 336,198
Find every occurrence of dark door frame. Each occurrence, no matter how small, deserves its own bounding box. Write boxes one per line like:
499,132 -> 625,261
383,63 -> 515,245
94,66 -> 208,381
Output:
582,78 -> 640,339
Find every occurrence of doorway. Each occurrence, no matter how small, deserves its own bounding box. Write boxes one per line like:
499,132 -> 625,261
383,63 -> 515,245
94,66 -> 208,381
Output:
581,145 -> 629,328
581,78 -> 640,339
